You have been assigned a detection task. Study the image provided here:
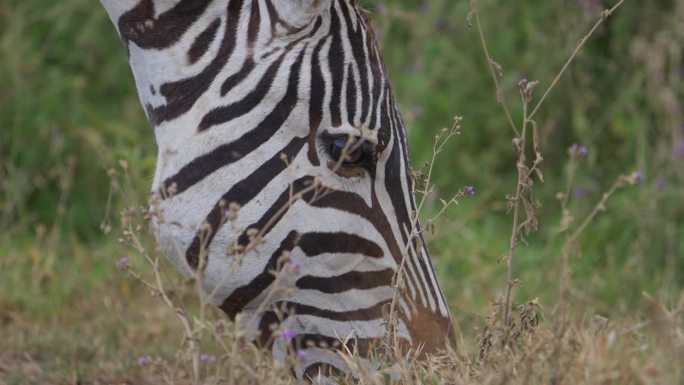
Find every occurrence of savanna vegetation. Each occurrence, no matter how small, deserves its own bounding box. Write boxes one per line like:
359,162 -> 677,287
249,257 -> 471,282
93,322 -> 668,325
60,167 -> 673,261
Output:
1,0 -> 683,383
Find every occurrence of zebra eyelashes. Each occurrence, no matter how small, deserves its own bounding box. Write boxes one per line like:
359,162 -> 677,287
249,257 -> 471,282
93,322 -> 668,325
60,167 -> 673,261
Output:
321,133 -> 376,176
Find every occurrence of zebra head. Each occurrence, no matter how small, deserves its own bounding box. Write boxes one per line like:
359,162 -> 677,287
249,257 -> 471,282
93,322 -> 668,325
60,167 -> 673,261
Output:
101,0 -> 455,377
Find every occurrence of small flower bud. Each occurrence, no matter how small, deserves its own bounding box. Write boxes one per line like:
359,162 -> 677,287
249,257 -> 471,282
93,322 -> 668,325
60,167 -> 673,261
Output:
633,171 -> 644,184
116,257 -> 129,270
465,186 -> 475,196
137,356 -> 152,367
677,140 -> 684,159
200,354 -> 216,365
282,329 -> 297,341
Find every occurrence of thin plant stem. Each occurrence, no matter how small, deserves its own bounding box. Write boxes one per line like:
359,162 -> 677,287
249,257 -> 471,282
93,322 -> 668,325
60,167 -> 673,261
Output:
386,117 -> 463,351
470,1 -> 519,136
503,91 -> 529,329
528,0 -> 627,120
562,176 -> 628,255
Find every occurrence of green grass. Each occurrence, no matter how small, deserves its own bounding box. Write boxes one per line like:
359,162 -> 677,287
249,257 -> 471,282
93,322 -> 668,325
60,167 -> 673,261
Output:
1,0 -> 683,383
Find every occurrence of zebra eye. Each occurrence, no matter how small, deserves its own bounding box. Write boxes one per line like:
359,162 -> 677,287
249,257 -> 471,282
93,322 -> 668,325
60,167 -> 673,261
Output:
328,136 -> 372,168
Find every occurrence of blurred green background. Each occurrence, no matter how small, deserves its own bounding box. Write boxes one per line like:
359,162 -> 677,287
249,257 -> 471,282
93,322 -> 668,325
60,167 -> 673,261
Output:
1,0 -> 683,381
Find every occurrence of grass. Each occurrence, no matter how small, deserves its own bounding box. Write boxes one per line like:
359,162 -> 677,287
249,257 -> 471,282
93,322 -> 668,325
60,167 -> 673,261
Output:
1,0 -> 683,383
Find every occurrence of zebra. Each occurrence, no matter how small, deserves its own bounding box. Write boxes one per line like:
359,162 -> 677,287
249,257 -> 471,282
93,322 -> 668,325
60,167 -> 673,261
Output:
100,0 -> 456,379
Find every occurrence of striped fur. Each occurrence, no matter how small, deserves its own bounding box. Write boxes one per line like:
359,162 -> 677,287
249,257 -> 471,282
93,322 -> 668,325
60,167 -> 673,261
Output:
100,0 -> 455,378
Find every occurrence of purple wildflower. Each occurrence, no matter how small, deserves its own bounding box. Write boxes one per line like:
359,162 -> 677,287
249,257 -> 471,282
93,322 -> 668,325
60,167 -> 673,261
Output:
288,256 -> 301,275
573,188 -> 588,199
282,329 -> 297,341
296,350 -> 307,362
137,356 -> 152,367
377,3 -> 387,14
200,354 -> 216,365
656,178 -> 667,190
116,257 -> 129,270
676,140 -> 684,159
569,143 -> 588,157
633,171 -> 644,185
214,321 -> 223,332
465,186 -> 475,196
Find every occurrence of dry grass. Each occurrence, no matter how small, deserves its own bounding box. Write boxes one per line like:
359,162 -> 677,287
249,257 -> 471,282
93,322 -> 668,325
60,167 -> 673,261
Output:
3,283 -> 680,384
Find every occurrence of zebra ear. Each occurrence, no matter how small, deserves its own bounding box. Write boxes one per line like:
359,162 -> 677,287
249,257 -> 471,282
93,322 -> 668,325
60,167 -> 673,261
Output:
275,0 -> 331,28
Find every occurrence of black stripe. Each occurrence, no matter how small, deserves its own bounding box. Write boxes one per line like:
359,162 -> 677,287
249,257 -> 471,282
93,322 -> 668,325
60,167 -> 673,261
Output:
366,34 -> 382,130
255,309 -> 282,347
345,63 -> 357,124
389,96 -> 441,308
199,52 -> 287,131
118,0 -> 212,52
159,47 -> 307,197
187,18 -> 220,65
255,299 -> 391,346
219,231 -> 300,319
147,0 -> 244,125
246,0 -> 261,44
298,232 -> 383,259
295,185 -> 422,306
327,7 -> 345,127
297,333 -> 382,358
264,0 -> 300,35
235,176 -> 315,248
301,185 -> 416,298
203,15 -> 319,131
230,181 -> 418,302
340,2 -> 370,124
220,0 -> 260,96
303,362 -> 345,382
256,304 -> 411,362
296,268 -> 394,293
184,136 -> 306,269
383,105 -> 426,298
278,299 -> 390,321
383,98 -> 437,306
307,38 -> 327,166
221,57 -> 257,96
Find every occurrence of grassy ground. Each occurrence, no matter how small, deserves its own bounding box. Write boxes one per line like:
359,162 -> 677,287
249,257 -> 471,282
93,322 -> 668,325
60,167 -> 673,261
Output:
1,0 -> 683,383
